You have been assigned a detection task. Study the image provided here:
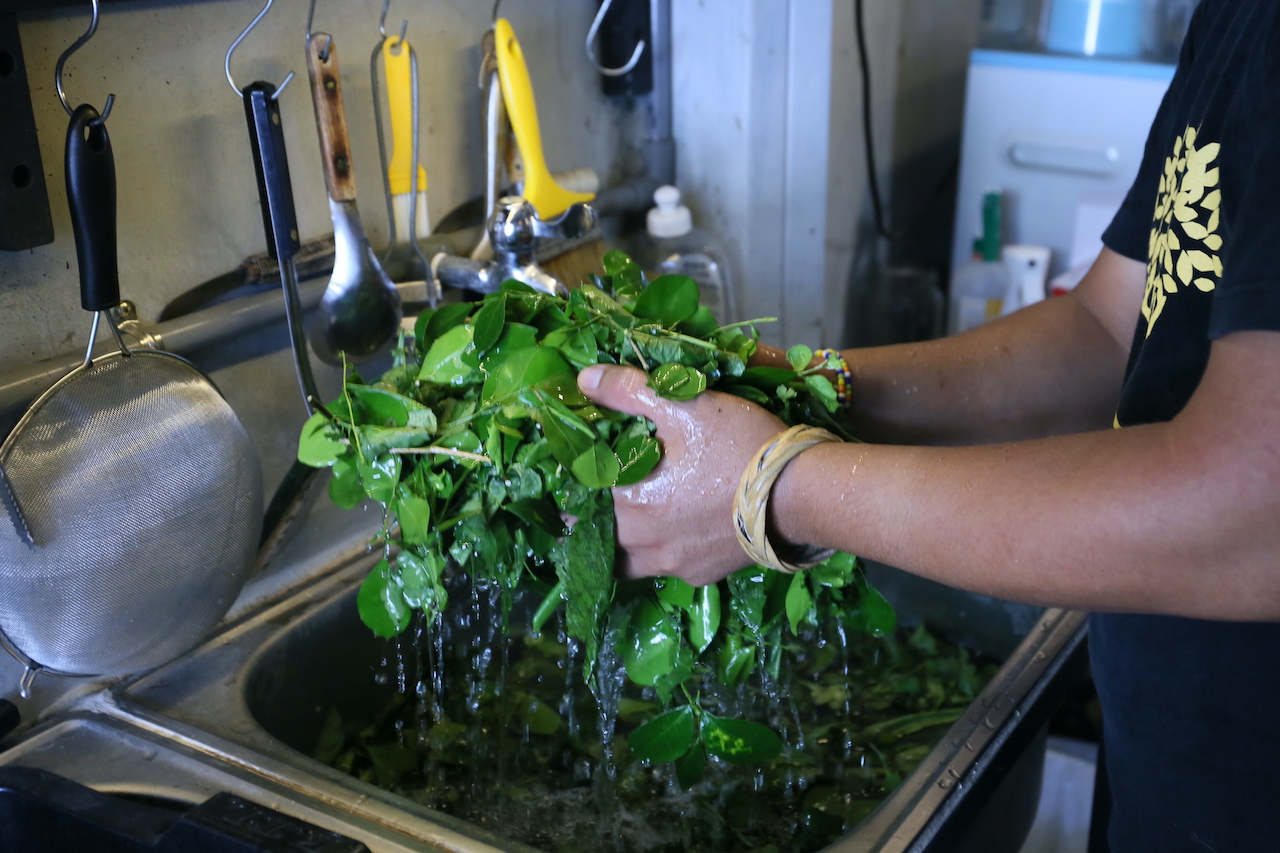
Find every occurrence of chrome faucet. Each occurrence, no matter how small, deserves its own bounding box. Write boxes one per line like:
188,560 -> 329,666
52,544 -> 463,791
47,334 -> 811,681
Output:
433,196 -> 597,296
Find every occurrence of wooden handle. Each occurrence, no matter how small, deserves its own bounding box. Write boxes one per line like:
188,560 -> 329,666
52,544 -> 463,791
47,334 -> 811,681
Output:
306,34 -> 356,202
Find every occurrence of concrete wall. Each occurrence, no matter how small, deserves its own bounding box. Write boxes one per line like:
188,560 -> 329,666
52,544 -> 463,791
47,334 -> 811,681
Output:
0,0 -> 621,367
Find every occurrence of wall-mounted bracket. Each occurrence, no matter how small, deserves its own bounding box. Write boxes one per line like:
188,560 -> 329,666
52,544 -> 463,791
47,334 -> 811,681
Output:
0,13 -> 54,251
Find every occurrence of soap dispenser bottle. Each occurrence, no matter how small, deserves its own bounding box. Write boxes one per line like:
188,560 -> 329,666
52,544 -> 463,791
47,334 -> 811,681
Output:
630,186 -> 737,324
947,189 -> 1009,335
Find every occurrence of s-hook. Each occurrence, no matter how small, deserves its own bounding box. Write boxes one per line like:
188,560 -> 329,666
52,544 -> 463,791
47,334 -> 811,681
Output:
586,0 -> 645,77
306,0 -> 333,62
379,0 -> 408,48
225,0 -> 296,99
55,0 -> 114,126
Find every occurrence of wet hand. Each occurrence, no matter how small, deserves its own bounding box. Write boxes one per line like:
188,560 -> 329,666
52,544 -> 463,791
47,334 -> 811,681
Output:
577,364 -> 787,586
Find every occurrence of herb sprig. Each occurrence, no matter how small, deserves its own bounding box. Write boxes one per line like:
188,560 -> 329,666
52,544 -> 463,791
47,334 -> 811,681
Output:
296,251 -> 896,782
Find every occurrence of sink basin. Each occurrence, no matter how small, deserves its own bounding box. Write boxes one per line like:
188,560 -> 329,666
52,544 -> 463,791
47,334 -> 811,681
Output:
100,552 -> 1086,853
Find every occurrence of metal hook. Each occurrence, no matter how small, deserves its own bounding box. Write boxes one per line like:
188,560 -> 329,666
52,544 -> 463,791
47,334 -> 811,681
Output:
55,0 -> 114,126
225,0 -> 296,99
306,0 -> 333,62
491,0 -> 504,25
586,0 -> 645,77
379,0 -> 408,48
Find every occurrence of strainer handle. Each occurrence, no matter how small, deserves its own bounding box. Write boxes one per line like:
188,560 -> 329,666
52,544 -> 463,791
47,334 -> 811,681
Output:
65,103 -> 119,313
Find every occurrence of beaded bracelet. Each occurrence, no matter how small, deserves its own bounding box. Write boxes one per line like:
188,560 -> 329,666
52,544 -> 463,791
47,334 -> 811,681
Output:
814,348 -> 852,406
733,424 -> 841,574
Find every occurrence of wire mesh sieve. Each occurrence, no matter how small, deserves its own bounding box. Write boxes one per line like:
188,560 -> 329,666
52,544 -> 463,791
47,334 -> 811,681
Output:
0,351 -> 262,676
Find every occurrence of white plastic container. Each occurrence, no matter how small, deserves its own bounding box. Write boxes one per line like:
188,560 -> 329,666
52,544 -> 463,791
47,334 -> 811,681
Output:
629,186 -> 737,324
1000,244 -> 1053,315
949,258 -> 1009,335
949,189 -> 1010,335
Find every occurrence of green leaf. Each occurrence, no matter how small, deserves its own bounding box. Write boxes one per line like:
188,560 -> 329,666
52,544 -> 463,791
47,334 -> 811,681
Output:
677,305 -> 718,338
436,427 -> 483,455
425,301 -> 473,339
570,442 -> 621,488
689,583 -> 721,653
505,497 -> 565,536
311,708 -> 345,764
394,486 -> 432,544
717,633 -> 756,685
357,454 -> 401,504
602,249 -> 636,278
674,743 -> 707,789
844,570 -> 897,637
357,425 -> 435,457
654,577 -> 696,609
482,346 -> 576,406
419,324 -> 479,385
499,279 -> 538,295
861,708 -> 963,742
700,715 -> 783,764
810,551 -> 856,588
297,412 -> 346,467
348,385 -> 419,427
737,366 -> 798,389
551,490 -> 615,676
534,401 -> 596,469
396,548 -> 446,617
328,456 -> 364,509
614,434 -> 661,486
518,693 -> 563,736
489,322 -> 539,357
627,704 -> 697,764
632,274 -> 700,326
649,363 -> 707,401
805,373 -> 839,412
471,293 -> 507,353
624,599 -> 679,686
787,344 -> 814,372
357,559 -> 411,638
785,571 -> 815,635
412,308 -> 434,349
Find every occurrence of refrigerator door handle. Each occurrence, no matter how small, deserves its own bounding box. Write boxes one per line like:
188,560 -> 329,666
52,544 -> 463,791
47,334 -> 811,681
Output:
1007,139 -> 1120,177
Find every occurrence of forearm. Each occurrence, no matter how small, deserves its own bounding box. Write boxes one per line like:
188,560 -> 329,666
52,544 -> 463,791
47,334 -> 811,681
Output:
842,296 -> 1123,444
771,332 -> 1280,619
835,249 -> 1142,446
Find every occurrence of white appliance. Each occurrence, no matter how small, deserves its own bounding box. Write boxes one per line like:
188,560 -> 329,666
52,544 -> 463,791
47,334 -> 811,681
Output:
951,50 -> 1176,282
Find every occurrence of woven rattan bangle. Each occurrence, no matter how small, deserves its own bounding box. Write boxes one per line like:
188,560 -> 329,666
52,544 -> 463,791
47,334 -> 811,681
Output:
733,424 -> 841,574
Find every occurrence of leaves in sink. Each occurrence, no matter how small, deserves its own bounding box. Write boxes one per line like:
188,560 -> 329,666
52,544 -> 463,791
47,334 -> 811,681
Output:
295,250 -> 893,778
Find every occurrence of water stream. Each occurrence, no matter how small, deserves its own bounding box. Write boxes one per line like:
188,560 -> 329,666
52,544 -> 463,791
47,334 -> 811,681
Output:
313,577 -> 997,853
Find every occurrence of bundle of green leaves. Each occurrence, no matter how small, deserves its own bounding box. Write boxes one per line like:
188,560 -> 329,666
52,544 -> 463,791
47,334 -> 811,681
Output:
296,251 -> 896,782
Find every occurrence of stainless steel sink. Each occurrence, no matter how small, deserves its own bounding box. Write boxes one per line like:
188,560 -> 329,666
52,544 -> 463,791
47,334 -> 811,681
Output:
78,550 -> 1085,853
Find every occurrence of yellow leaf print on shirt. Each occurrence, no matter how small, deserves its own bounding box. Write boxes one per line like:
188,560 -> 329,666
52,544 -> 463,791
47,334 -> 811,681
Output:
1143,126 -> 1224,336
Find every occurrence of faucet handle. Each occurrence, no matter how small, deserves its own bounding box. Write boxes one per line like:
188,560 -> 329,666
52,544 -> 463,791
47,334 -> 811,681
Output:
531,202 -> 597,241
490,196 -> 598,256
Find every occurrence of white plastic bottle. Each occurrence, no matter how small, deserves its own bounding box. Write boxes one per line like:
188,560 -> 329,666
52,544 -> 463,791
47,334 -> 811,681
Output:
948,189 -> 1009,335
630,186 -> 737,324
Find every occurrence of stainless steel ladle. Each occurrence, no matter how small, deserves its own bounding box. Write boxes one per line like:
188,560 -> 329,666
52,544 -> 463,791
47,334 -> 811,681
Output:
304,3 -> 401,365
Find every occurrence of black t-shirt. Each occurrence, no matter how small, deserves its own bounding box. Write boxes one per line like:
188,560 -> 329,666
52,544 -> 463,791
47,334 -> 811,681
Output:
1095,1 -> 1280,850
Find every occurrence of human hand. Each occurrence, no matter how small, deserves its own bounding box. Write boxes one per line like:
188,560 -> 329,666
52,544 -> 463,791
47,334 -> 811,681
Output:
577,364 -> 787,586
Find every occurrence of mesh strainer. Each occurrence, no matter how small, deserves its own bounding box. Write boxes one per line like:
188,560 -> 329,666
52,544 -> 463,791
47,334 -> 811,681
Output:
0,104 -> 262,684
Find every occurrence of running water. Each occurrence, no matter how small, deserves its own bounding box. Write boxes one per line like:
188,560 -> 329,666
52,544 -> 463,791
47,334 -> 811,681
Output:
313,572 -> 998,853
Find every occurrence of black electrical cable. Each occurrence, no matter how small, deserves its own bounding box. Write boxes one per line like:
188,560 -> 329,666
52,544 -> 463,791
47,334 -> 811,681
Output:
853,0 -> 961,244
854,0 -> 897,242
